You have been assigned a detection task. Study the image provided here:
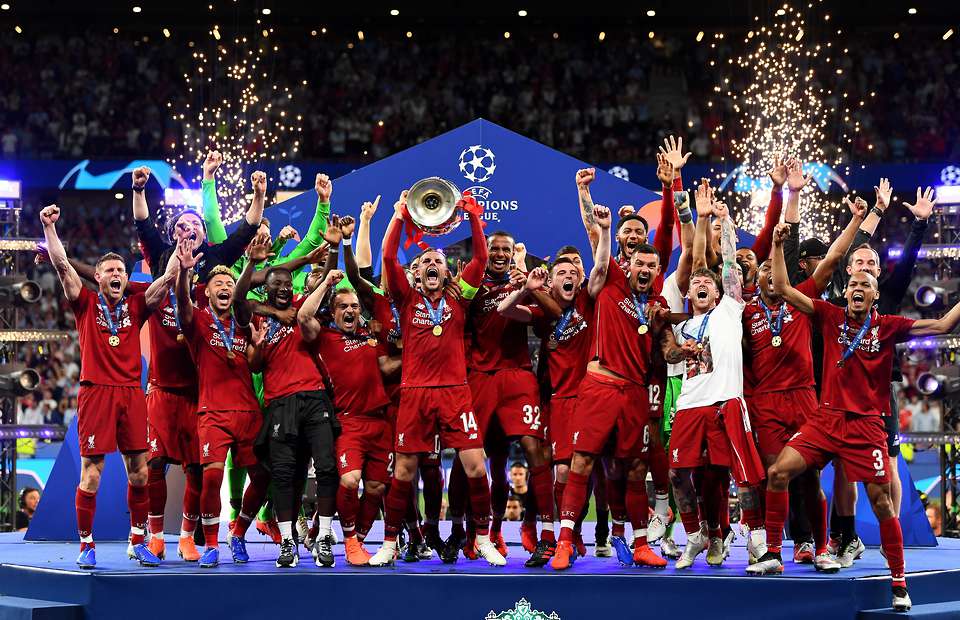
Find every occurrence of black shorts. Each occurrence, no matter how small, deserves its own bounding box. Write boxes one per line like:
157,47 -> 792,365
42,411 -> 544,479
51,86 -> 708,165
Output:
257,390 -> 340,473
885,391 -> 900,457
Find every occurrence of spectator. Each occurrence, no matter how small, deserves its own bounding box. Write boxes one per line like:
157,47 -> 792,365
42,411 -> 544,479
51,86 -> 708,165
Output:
911,399 -> 940,433
509,461 -> 529,508
15,487 -> 40,532
504,495 -> 524,522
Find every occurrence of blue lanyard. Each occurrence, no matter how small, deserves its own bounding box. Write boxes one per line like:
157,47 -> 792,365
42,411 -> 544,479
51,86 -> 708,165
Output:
327,321 -> 368,342
631,293 -> 649,330
837,312 -> 872,368
389,301 -> 402,337
759,298 -> 785,338
167,287 -> 183,334
210,310 -> 236,354
265,318 -> 283,342
681,309 -> 713,344
97,293 -> 125,337
553,306 -> 575,342
420,294 -> 445,327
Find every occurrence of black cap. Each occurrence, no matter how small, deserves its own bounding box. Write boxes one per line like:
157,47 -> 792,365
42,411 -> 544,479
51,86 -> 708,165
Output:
798,238 -> 829,260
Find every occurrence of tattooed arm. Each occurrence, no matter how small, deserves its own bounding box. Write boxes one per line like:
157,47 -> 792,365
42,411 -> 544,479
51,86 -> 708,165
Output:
718,204 -> 742,302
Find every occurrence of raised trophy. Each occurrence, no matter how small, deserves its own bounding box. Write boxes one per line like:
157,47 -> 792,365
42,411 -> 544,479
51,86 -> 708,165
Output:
405,177 -> 464,236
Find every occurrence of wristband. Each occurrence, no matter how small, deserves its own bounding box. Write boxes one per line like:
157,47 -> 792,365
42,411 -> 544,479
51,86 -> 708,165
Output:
677,205 -> 693,225
342,238 -> 352,247
132,186 -> 145,193
870,206 -> 884,218
329,248 -> 339,253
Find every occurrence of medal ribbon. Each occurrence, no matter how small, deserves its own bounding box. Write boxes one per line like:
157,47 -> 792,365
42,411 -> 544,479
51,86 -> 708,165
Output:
631,293 -> 649,331
167,287 -> 183,335
327,321 -> 368,342
97,293 -> 126,340
553,306 -> 575,343
265,317 -> 283,342
680,309 -> 713,345
210,310 -> 236,356
838,311 -> 872,367
389,301 -> 402,339
759,298 -> 785,341
420,294 -> 446,328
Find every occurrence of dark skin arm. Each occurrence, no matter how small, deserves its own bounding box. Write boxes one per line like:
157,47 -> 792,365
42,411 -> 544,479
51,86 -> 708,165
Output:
233,233 -> 273,327
249,243 -> 327,289
340,215 -> 378,311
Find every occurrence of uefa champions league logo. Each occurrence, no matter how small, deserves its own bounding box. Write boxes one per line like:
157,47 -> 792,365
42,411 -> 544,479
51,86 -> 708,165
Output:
486,599 -> 559,620
278,164 -> 302,188
608,165 -> 630,181
941,165 -> 960,186
459,145 -> 497,183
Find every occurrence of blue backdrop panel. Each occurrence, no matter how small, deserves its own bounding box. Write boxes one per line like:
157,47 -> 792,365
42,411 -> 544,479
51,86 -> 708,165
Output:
25,417 -> 132,541
820,454 -> 936,547
267,119 -> 755,273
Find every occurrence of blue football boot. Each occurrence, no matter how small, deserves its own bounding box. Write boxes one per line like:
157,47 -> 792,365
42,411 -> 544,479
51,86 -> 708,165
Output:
610,535 -> 634,566
199,546 -> 219,568
230,535 -> 249,563
76,546 -> 96,569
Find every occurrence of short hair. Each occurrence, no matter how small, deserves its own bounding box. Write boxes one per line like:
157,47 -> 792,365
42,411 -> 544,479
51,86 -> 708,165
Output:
555,244 -> 581,258
166,209 -> 207,241
617,214 -> 650,234
631,243 -> 660,261
96,252 -> 126,270
690,267 -> 721,289
259,216 -> 271,230
207,265 -> 236,282
507,495 -> 523,504
510,461 -> 527,470
847,243 -> 881,266
264,266 -> 292,283
486,231 -> 515,247
550,256 -> 577,271
331,288 -> 359,305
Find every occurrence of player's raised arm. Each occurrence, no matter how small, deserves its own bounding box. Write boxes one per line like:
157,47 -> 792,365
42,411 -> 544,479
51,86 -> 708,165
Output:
297,269 -> 344,342
497,267 -> 552,322
653,153 -> 677,269
174,239 -> 197,328
909,299 -> 960,336
771,223 -> 814,314
576,168 -> 600,252
456,194 -> 489,295
233,233 -> 272,326
587,205 -> 613,298
692,178 -> 713,272
382,192 -> 412,303
355,193 -> 379,270
717,202 -> 742,302
809,197 -> 866,292
40,205 -> 82,301
144,251 -> 179,311
200,150 -> 228,244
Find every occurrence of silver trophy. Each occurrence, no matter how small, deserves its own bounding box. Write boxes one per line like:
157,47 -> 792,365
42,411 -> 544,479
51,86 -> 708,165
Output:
405,177 -> 463,236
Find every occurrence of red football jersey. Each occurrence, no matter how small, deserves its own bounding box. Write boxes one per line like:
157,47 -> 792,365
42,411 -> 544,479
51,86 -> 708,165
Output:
532,289 -> 595,398
313,325 -> 390,417
369,292 -> 402,398
812,299 -> 915,417
467,278 -> 535,372
743,278 -> 818,395
395,289 -> 472,388
591,257 -> 666,384
183,306 -> 260,412
146,289 -> 198,389
254,298 -> 325,405
70,287 -> 150,387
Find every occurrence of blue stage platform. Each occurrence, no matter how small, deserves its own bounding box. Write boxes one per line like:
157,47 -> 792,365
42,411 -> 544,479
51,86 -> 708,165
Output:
1,525 -> 959,620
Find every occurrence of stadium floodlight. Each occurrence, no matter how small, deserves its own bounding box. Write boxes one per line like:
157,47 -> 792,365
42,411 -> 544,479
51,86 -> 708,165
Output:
0,425 -> 66,441
914,279 -> 960,310
0,179 -> 21,199
935,185 -> 960,205
164,188 -> 202,208
0,277 -> 41,307
0,367 -> 40,396
917,366 -> 960,398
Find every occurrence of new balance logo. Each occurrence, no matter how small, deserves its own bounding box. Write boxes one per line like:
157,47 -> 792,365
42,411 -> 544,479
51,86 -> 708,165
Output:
875,470 -> 886,477
86,435 -> 95,450
398,433 -> 405,447
572,431 -> 580,444
273,423 -> 280,437
202,443 -> 210,458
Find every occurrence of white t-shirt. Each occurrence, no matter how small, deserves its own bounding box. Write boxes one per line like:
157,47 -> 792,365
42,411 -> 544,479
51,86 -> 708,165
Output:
673,295 -> 746,410
661,272 -> 687,377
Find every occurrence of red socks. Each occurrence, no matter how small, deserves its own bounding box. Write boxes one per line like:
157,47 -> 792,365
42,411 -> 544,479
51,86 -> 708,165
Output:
812,495 -> 829,555
625,479 -> 649,543
127,484 -> 149,545
558,471 -> 589,542
764,489 -> 789,552
337,484 -> 360,537
233,465 -> 270,538
147,466 -> 166,535
200,467 -> 224,548
530,463 -> 555,524
75,487 -> 96,545
467,475 -> 492,536
180,468 -> 202,536
383,478 -> 412,541
879,517 -> 906,585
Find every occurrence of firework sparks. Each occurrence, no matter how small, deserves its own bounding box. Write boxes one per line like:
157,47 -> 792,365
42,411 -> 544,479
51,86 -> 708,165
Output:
165,11 -> 303,223
711,0 -> 859,241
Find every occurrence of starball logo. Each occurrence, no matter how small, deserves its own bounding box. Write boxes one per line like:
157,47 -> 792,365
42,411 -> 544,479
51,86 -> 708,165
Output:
457,144 -> 517,223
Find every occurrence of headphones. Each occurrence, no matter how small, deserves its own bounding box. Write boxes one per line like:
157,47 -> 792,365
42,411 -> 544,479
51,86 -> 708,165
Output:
19,487 -> 38,509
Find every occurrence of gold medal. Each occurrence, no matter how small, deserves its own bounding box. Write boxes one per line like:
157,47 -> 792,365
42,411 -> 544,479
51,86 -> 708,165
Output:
696,342 -> 704,351
108,335 -> 120,347
638,324 -> 648,335
227,350 -> 236,360
771,335 -> 782,348
396,340 -> 404,350
836,359 -> 844,368
432,325 -> 443,337
547,335 -> 559,350
176,333 -> 186,343
367,338 -> 378,347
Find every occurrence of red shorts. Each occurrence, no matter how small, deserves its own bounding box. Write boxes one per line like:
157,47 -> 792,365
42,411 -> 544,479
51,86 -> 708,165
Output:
548,396 -> 577,462
77,384 -> 148,457
335,413 -> 393,483
788,409 -> 890,484
671,398 -> 765,486
468,369 -> 544,442
570,372 -> 650,459
747,387 -> 818,458
197,409 -> 262,467
146,386 -> 200,465
396,385 -> 480,453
